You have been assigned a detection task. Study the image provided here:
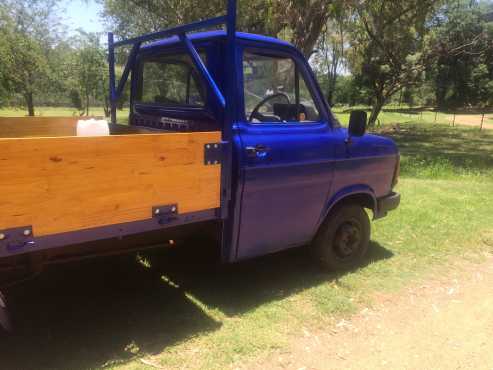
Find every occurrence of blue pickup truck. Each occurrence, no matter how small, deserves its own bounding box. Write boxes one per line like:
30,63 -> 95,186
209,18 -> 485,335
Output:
0,0 -> 399,329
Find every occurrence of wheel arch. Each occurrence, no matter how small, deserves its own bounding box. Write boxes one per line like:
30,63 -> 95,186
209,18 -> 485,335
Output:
314,185 -> 377,237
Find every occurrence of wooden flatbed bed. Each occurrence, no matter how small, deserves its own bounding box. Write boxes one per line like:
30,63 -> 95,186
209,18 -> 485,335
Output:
0,117 -> 222,257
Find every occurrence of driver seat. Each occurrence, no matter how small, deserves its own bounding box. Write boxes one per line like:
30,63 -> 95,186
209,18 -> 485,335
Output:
273,103 -> 307,122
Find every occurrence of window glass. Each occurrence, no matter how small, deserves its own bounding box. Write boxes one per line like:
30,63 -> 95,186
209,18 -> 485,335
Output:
243,51 -> 320,123
138,54 -> 205,107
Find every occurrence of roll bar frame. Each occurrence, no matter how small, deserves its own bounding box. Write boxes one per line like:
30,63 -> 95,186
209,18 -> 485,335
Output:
107,0 -> 237,219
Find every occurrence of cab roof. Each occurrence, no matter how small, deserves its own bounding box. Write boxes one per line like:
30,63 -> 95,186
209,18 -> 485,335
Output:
142,30 -> 294,51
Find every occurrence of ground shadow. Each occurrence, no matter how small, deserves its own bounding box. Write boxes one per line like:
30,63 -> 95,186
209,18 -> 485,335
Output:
0,240 -> 392,370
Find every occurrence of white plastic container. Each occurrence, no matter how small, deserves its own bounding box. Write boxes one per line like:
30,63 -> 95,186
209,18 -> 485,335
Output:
76,119 -> 110,137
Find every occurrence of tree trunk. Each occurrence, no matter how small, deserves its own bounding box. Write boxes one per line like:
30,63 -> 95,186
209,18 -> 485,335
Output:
103,95 -> 110,118
327,75 -> 337,107
327,89 -> 334,107
368,97 -> 385,127
103,97 -> 110,118
326,58 -> 338,107
25,92 -> 35,116
85,92 -> 90,116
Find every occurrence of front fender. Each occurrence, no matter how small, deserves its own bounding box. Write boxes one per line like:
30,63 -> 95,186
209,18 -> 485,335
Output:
315,184 -> 377,232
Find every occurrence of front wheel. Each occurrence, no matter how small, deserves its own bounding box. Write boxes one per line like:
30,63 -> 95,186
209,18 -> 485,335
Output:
313,204 -> 370,271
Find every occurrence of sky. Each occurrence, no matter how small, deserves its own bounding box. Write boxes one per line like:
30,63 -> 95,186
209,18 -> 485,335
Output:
62,0 -> 105,34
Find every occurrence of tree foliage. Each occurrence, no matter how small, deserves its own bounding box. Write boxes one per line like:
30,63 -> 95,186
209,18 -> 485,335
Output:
427,0 -> 493,109
70,32 -> 108,116
313,1 -> 351,105
0,0 -> 61,115
0,0 -> 491,122
346,0 -> 440,125
102,0 -> 333,57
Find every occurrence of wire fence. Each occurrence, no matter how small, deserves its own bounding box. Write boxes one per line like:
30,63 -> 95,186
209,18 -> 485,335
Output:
332,106 -> 493,131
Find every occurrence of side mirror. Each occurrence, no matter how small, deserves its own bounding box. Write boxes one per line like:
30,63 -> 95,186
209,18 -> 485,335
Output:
348,110 -> 367,137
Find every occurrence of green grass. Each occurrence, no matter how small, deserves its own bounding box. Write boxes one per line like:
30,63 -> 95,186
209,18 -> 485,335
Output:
108,171 -> 493,370
0,106 -> 129,122
2,111 -> 493,370
332,105 -> 482,127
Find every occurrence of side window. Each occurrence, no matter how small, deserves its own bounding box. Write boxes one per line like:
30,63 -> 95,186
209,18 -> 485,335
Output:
138,54 -> 205,107
243,51 -> 320,123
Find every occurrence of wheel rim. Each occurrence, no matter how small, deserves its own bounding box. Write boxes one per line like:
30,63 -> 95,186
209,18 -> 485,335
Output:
333,219 -> 362,260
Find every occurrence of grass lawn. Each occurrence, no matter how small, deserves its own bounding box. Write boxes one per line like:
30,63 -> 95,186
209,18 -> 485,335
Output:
332,105 -> 492,130
0,106 -> 129,122
2,113 -> 493,370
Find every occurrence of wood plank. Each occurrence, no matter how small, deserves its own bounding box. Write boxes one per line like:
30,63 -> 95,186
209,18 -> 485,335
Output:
0,131 -> 222,236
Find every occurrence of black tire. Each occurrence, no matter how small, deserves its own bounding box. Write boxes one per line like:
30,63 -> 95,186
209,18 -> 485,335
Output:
313,203 -> 370,271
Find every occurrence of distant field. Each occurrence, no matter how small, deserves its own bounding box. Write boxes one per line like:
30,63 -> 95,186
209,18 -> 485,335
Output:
332,106 -> 493,130
0,106 -> 491,130
0,107 -> 129,122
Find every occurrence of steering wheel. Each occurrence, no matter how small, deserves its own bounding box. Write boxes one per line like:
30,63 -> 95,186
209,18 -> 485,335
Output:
249,92 -> 290,122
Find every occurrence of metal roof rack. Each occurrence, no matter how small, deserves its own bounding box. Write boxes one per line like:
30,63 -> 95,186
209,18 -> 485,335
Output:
107,0 -> 237,125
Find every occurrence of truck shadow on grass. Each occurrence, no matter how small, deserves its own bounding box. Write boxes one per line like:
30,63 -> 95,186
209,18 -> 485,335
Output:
0,241 -> 392,370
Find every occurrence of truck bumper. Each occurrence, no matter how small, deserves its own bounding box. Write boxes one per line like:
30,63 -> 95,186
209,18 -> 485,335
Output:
375,191 -> 400,219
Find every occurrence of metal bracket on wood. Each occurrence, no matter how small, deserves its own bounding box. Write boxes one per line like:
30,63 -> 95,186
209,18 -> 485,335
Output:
0,226 -> 35,253
204,142 -> 223,165
152,204 -> 179,225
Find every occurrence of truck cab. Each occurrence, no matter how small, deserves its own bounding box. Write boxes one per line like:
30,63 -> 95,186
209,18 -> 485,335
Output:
126,30 -> 400,268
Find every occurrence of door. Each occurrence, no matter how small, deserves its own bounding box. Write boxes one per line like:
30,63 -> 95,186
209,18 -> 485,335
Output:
234,49 -> 337,260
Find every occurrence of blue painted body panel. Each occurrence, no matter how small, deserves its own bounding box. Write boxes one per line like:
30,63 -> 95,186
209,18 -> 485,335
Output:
234,122 -> 337,259
231,125 -> 397,260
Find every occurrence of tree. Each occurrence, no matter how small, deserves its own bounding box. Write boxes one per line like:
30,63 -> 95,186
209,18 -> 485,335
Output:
427,0 -> 493,109
70,32 -> 108,116
280,1 -> 333,57
103,0 -> 277,39
102,0 -> 333,57
314,2 -> 350,105
0,0 -> 61,116
347,0 -> 439,126
0,26 -> 13,106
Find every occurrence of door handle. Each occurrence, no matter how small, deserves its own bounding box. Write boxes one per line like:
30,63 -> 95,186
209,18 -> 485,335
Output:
245,144 -> 270,159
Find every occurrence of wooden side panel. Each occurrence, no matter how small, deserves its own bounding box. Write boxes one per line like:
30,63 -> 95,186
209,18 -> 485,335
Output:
0,117 -> 80,138
0,132 -> 221,236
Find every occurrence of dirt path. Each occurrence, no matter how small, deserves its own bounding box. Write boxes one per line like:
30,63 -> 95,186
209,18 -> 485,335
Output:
241,254 -> 493,370
448,114 -> 493,129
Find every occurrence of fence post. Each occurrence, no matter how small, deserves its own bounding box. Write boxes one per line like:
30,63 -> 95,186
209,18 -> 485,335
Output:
480,113 -> 485,131
452,112 -> 456,127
